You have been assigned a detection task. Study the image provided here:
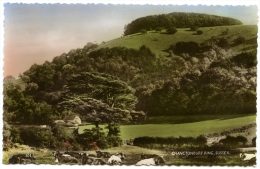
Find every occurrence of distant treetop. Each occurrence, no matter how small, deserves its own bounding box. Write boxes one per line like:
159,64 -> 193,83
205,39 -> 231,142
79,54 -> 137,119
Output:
124,12 -> 242,35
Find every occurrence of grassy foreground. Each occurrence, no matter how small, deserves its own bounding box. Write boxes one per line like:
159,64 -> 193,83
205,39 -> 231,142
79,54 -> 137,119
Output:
3,145 -> 252,166
79,115 -> 256,139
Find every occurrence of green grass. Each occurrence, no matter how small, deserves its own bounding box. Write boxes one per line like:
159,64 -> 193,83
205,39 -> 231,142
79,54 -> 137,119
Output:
97,25 -> 257,57
79,114 -> 256,140
145,114 -> 253,124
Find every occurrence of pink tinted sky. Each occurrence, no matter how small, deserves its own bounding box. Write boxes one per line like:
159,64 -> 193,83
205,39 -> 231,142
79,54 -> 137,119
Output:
3,3 -> 258,78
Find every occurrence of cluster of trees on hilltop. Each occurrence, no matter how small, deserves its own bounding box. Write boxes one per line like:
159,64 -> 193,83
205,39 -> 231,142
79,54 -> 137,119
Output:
124,12 -> 242,35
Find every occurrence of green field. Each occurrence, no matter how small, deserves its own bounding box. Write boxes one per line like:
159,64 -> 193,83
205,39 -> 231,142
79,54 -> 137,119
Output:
97,25 -> 257,57
78,115 -> 256,139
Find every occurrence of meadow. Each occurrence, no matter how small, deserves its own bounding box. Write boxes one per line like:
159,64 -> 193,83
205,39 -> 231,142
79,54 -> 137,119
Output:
78,114 -> 256,140
97,25 -> 257,57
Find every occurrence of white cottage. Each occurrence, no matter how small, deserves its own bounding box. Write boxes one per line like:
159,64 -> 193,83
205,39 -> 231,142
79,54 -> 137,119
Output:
63,115 -> 81,126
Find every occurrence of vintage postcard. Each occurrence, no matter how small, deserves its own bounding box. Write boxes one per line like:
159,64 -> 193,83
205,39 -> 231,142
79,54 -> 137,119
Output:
1,0 -> 258,168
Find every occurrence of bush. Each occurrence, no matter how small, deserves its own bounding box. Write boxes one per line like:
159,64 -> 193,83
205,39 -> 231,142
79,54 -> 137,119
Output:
107,136 -> 122,147
171,41 -> 200,54
222,29 -> 229,35
233,36 -> 246,45
190,26 -> 199,31
155,27 -> 163,32
218,38 -> 229,48
18,126 -> 56,148
140,29 -> 147,34
76,127 -> 109,150
51,124 -> 77,141
167,27 -> 177,34
197,30 -> 203,35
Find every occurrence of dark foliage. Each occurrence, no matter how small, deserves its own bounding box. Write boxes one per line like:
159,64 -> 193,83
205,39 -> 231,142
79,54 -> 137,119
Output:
166,27 -> 178,34
196,30 -> 203,35
76,126 -> 122,150
217,38 -> 229,48
133,135 -> 207,148
233,36 -> 246,45
219,135 -> 247,148
190,26 -> 199,31
18,126 -> 55,148
124,12 -> 242,35
169,41 -> 200,55
231,52 -> 257,68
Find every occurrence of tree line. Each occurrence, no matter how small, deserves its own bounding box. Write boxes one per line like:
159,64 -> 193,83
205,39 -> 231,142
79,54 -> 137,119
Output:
124,12 -> 242,35
133,136 -> 207,149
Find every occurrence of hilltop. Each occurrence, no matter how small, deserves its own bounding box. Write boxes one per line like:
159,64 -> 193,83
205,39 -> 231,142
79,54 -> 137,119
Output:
123,12 -> 242,35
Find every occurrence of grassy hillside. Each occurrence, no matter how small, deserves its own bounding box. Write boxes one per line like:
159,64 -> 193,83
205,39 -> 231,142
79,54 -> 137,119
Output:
145,114 -> 254,124
97,25 -> 257,57
79,114 -> 256,139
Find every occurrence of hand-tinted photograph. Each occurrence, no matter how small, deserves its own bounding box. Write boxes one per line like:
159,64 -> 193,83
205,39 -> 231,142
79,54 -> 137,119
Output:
2,3 -> 257,166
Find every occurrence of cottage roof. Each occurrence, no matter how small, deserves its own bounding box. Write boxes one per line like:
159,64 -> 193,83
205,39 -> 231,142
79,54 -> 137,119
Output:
63,115 -> 79,120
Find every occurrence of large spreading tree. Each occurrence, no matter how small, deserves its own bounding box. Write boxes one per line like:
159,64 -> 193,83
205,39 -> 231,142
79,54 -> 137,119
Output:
58,72 -> 145,130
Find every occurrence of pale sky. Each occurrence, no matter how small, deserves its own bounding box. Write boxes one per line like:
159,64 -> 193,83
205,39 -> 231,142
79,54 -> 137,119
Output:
3,3 -> 258,77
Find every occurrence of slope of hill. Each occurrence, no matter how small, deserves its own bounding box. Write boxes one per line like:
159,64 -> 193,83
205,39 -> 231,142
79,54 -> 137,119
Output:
97,25 -> 257,57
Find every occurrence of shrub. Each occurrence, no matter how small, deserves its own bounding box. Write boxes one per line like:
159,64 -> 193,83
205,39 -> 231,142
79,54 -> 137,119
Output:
76,127 -> 109,150
217,38 -> 229,48
18,126 -> 56,148
222,29 -> 229,35
197,30 -> 203,35
107,136 -> 122,147
155,27 -> 163,32
140,29 -> 147,34
172,41 -> 200,54
51,124 -> 75,141
190,26 -> 199,31
167,27 -> 177,34
233,36 -> 246,45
